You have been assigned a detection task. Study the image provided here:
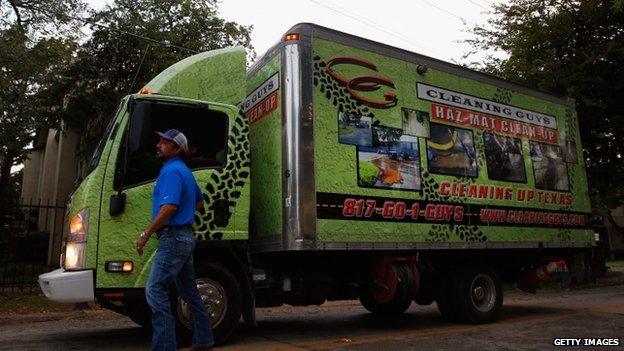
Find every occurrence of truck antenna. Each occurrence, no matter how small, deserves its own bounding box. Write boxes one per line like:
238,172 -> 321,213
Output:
128,44 -> 151,95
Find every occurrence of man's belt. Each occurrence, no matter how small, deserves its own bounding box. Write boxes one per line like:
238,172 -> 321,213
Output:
162,224 -> 193,230
156,224 -> 193,238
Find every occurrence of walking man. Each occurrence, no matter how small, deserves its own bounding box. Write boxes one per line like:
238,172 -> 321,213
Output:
135,129 -> 213,350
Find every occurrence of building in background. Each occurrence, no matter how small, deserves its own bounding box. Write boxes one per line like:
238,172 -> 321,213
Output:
20,124 -> 79,266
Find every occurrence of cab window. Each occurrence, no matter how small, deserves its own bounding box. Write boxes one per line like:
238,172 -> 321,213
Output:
114,99 -> 228,190
84,100 -> 125,178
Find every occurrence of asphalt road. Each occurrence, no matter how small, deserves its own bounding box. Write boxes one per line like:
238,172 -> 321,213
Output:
1,284 -> 622,350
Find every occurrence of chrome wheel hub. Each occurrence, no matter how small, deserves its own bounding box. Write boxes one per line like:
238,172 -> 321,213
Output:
470,274 -> 496,313
178,278 -> 227,329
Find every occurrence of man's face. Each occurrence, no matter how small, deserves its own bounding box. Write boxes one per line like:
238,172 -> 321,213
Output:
156,138 -> 181,160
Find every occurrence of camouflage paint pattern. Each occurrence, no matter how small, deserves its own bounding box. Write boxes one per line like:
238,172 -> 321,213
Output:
68,111 -> 123,269
312,38 -> 592,245
76,48 -> 250,288
247,54 -> 283,237
68,37 -> 593,291
143,47 -> 246,105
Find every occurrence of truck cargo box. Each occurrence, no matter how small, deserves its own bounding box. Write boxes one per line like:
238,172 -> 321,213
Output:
247,23 -> 592,252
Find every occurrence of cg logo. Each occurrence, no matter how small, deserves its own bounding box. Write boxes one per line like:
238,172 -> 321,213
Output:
325,56 -> 398,109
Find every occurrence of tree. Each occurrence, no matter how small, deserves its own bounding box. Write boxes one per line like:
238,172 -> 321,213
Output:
0,0 -> 253,210
61,0 -> 254,161
0,0 -> 85,35
0,0 -> 84,208
465,0 -> 624,205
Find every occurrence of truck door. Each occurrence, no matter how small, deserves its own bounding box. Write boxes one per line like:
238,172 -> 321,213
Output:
95,48 -> 248,289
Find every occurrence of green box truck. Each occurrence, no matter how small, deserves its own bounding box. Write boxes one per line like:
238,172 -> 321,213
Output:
39,23 -> 594,344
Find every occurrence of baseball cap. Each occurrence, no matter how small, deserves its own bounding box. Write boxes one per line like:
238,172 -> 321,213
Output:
155,129 -> 189,154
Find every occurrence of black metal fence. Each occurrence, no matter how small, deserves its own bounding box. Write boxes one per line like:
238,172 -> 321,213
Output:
0,199 -> 66,293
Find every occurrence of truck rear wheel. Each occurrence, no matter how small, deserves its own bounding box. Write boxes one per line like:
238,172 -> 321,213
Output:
435,273 -> 458,322
450,264 -> 502,324
175,263 -> 242,346
359,263 -> 413,316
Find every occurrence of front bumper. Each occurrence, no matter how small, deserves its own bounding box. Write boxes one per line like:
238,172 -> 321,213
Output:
38,268 -> 95,303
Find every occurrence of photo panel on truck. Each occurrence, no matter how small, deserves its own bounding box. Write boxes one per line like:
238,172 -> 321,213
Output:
311,36 -> 590,247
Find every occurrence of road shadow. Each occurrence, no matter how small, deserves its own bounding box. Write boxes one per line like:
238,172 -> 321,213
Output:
500,304 -> 574,321
55,326 -> 150,349
18,303 -> 579,350
225,303 -> 576,348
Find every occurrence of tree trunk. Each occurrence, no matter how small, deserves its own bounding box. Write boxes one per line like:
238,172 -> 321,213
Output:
0,154 -> 15,231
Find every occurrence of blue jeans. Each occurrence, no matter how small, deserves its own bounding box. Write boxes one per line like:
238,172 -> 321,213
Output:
145,229 -> 214,350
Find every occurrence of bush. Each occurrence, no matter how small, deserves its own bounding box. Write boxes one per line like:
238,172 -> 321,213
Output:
359,161 -> 378,186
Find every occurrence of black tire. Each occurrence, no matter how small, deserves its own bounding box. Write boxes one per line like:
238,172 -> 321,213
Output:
450,263 -> 503,324
359,264 -> 413,317
414,294 -> 435,306
413,264 -> 434,306
435,273 -> 458,322
413,283 -> 435,306
174,262 -> 242,346
129,313 -> 152,328
127,302 -> 152,328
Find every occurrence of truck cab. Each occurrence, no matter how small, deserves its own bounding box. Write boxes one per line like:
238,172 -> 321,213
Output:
39,46 -> 252,343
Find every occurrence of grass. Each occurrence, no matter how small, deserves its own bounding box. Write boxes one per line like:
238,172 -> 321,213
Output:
0,293 -> 76,314
358,160 -> 378,186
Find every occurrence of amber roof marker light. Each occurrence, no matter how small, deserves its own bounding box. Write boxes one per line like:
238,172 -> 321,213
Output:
283,33 -> 300,42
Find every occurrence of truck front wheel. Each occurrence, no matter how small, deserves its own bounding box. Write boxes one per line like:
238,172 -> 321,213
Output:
175,263 -> 242,345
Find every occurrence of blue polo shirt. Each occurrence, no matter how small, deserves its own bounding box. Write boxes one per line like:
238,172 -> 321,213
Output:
152,156 -> 202,226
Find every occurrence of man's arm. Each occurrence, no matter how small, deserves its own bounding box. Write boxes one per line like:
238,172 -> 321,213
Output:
196,201 -> 204,211
144,204 -> 178,236
136,204 -> 177,255
195,182 -> 204,211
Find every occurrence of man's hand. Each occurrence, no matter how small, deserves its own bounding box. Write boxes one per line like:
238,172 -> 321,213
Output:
136,205 -> 177,255
136,233 -> 149,255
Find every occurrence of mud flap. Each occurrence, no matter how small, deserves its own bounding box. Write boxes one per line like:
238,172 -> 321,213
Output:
242,285 -> 257,327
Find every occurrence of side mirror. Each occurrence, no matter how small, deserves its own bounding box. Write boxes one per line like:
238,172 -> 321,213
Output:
110,192 -> 126,216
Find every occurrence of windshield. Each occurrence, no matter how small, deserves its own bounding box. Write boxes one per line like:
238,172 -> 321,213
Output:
82,99 -> 126,179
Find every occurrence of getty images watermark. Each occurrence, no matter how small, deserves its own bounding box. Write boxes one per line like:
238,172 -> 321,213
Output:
553,338 -> 620,347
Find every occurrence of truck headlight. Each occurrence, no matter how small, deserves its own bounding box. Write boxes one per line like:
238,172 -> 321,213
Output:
64,208 -> 89,270
64,242 -> 87,270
